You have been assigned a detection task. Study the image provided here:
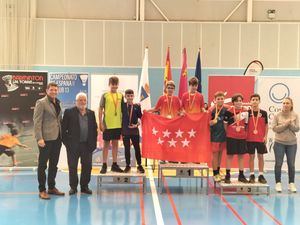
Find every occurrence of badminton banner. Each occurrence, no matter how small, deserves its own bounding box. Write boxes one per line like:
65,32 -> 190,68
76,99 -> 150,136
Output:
48,72 -> 89,169
257,76 -> 300,171
48,72 -> 89,113
0,71 -> 48,167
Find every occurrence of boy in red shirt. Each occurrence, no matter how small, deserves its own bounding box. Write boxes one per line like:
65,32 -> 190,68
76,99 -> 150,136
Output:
247,94 -> 268,184
224,94 -> 249,183
181,77 -> 205,114
148,80 -> 182,118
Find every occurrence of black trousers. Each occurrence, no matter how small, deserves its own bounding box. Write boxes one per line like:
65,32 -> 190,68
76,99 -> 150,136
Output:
38,138 -> 62,192
122,135 -> 142,166
67,142 -> 92,190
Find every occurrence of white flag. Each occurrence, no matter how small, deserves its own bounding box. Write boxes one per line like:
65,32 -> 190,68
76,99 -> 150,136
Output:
138,48 -> 151,111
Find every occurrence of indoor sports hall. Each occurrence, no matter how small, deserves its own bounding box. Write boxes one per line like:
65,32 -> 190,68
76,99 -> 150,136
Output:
0,1 -> 300,225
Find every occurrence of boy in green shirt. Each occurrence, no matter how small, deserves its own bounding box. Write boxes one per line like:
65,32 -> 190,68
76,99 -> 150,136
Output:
99,76 -> 124,174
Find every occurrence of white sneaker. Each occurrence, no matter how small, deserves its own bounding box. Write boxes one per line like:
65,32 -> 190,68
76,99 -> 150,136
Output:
275,182 -> 282,193
214,174 -> 222,182
288,183 -> 297,193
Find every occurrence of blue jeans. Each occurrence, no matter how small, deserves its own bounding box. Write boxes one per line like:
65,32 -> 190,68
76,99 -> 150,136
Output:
274,142 -> 297,183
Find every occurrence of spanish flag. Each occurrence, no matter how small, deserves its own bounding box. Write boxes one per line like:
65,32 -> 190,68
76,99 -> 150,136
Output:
163,47 -> 172,93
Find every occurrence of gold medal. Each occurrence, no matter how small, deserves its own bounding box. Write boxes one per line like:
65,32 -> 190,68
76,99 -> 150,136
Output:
167,114 -> 172,119
253,129 -> 258,134
213,118 -> 218,124
236,126 -> 241,132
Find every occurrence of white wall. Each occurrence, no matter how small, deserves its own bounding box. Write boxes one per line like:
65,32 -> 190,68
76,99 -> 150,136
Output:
37,0 -> 300,22
34,19 -> 300,69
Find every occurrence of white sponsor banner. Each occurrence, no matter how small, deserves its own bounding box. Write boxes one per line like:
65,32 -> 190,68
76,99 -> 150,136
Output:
257,76 -> 300,171
90,74 -> 139,166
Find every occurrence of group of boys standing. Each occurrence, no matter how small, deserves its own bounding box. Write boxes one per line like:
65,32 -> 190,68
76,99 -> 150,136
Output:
32,74 -> 275,200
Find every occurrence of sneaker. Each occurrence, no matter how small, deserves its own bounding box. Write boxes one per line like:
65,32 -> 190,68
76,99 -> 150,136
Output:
288,183 -> 297,193
275,182 -> 282,193
137,165 -> 145,173
111,164 -> 124,173
69,188 -> 77,195
258,175 -> 267,184
249,174 -> 255,184
214,174 -> 222,182
81,187 -> 93,195
124,166 -> 131,173
238,174 -> 248,183
100,164 -> 107,174
224,174 -> 231,184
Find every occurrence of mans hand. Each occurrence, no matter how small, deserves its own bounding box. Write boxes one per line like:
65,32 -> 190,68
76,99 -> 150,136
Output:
38,139 -> 45,148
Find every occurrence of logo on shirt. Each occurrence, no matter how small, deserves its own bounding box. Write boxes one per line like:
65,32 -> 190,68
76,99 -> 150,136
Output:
269,83 -> 290,104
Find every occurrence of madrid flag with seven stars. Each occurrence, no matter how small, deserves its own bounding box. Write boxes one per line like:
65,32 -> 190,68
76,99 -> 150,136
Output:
142,111 -> 211,163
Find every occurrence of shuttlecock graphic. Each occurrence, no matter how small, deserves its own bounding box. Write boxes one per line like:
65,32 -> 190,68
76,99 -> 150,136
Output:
2,75 -> 19,92
79,74 -> 88,86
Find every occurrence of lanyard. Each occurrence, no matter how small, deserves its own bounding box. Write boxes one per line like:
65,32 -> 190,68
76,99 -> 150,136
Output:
111,92 -> 118,116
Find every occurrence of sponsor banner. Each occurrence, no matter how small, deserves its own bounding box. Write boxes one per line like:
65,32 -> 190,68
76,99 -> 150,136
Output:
0,71 -> 47,167
257,76 -> 300,171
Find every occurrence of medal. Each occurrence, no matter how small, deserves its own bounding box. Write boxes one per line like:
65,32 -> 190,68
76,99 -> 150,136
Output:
111,92 -> 119,116
251,108 -> 260,136
188,92 -> 196,112
166,95 -> 173,119
127,103 -> 133,127
233,107 -> 241,133
213,105 -> 223,124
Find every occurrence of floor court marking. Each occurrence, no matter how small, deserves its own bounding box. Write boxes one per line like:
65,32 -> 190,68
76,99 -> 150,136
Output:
246,195 -> 282,225
147,167 -> 165,225
208,179 -> 247,225
162,175 -> 182,225
139,177 -> 146,225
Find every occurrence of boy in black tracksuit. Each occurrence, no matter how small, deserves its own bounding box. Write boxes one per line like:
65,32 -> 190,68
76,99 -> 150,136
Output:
122,89 -> 144,173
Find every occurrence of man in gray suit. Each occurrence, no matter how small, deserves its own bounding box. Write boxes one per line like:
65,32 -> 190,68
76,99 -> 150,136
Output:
33,82 -> 65,200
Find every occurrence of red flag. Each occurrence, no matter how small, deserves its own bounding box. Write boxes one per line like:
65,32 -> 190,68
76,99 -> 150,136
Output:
163,47 -> 172,93
178,48 -> 188,99
142,112 -> 211,163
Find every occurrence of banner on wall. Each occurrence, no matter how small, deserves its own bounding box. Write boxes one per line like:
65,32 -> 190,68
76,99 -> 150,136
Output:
90,74 -> 139,166
257,76 -> 300,171
208,75 -> 255,168
48,72 -> 89,169
48,72 -> 89,112
0,71 -> 48,167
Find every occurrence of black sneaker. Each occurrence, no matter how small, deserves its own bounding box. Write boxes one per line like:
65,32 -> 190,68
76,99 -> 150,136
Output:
81,187 -> 92,195
249,174 -> 255,184
69,188 -> 77,195
137,165 -> 145,173
100,164 -> 107,174
124,166 -> 131,173
111,164 -> 124,173
238,174 -> 249,183
224,174 -> 231,184
258,175 -> 267,184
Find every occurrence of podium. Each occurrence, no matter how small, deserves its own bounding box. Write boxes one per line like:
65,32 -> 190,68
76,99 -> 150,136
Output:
158,163 -> 209,194
217,179 -> 270,195
94,170 -> 146,194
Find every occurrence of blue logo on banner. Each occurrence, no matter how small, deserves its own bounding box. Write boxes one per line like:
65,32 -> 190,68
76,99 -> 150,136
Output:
269,83 -> 290,104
